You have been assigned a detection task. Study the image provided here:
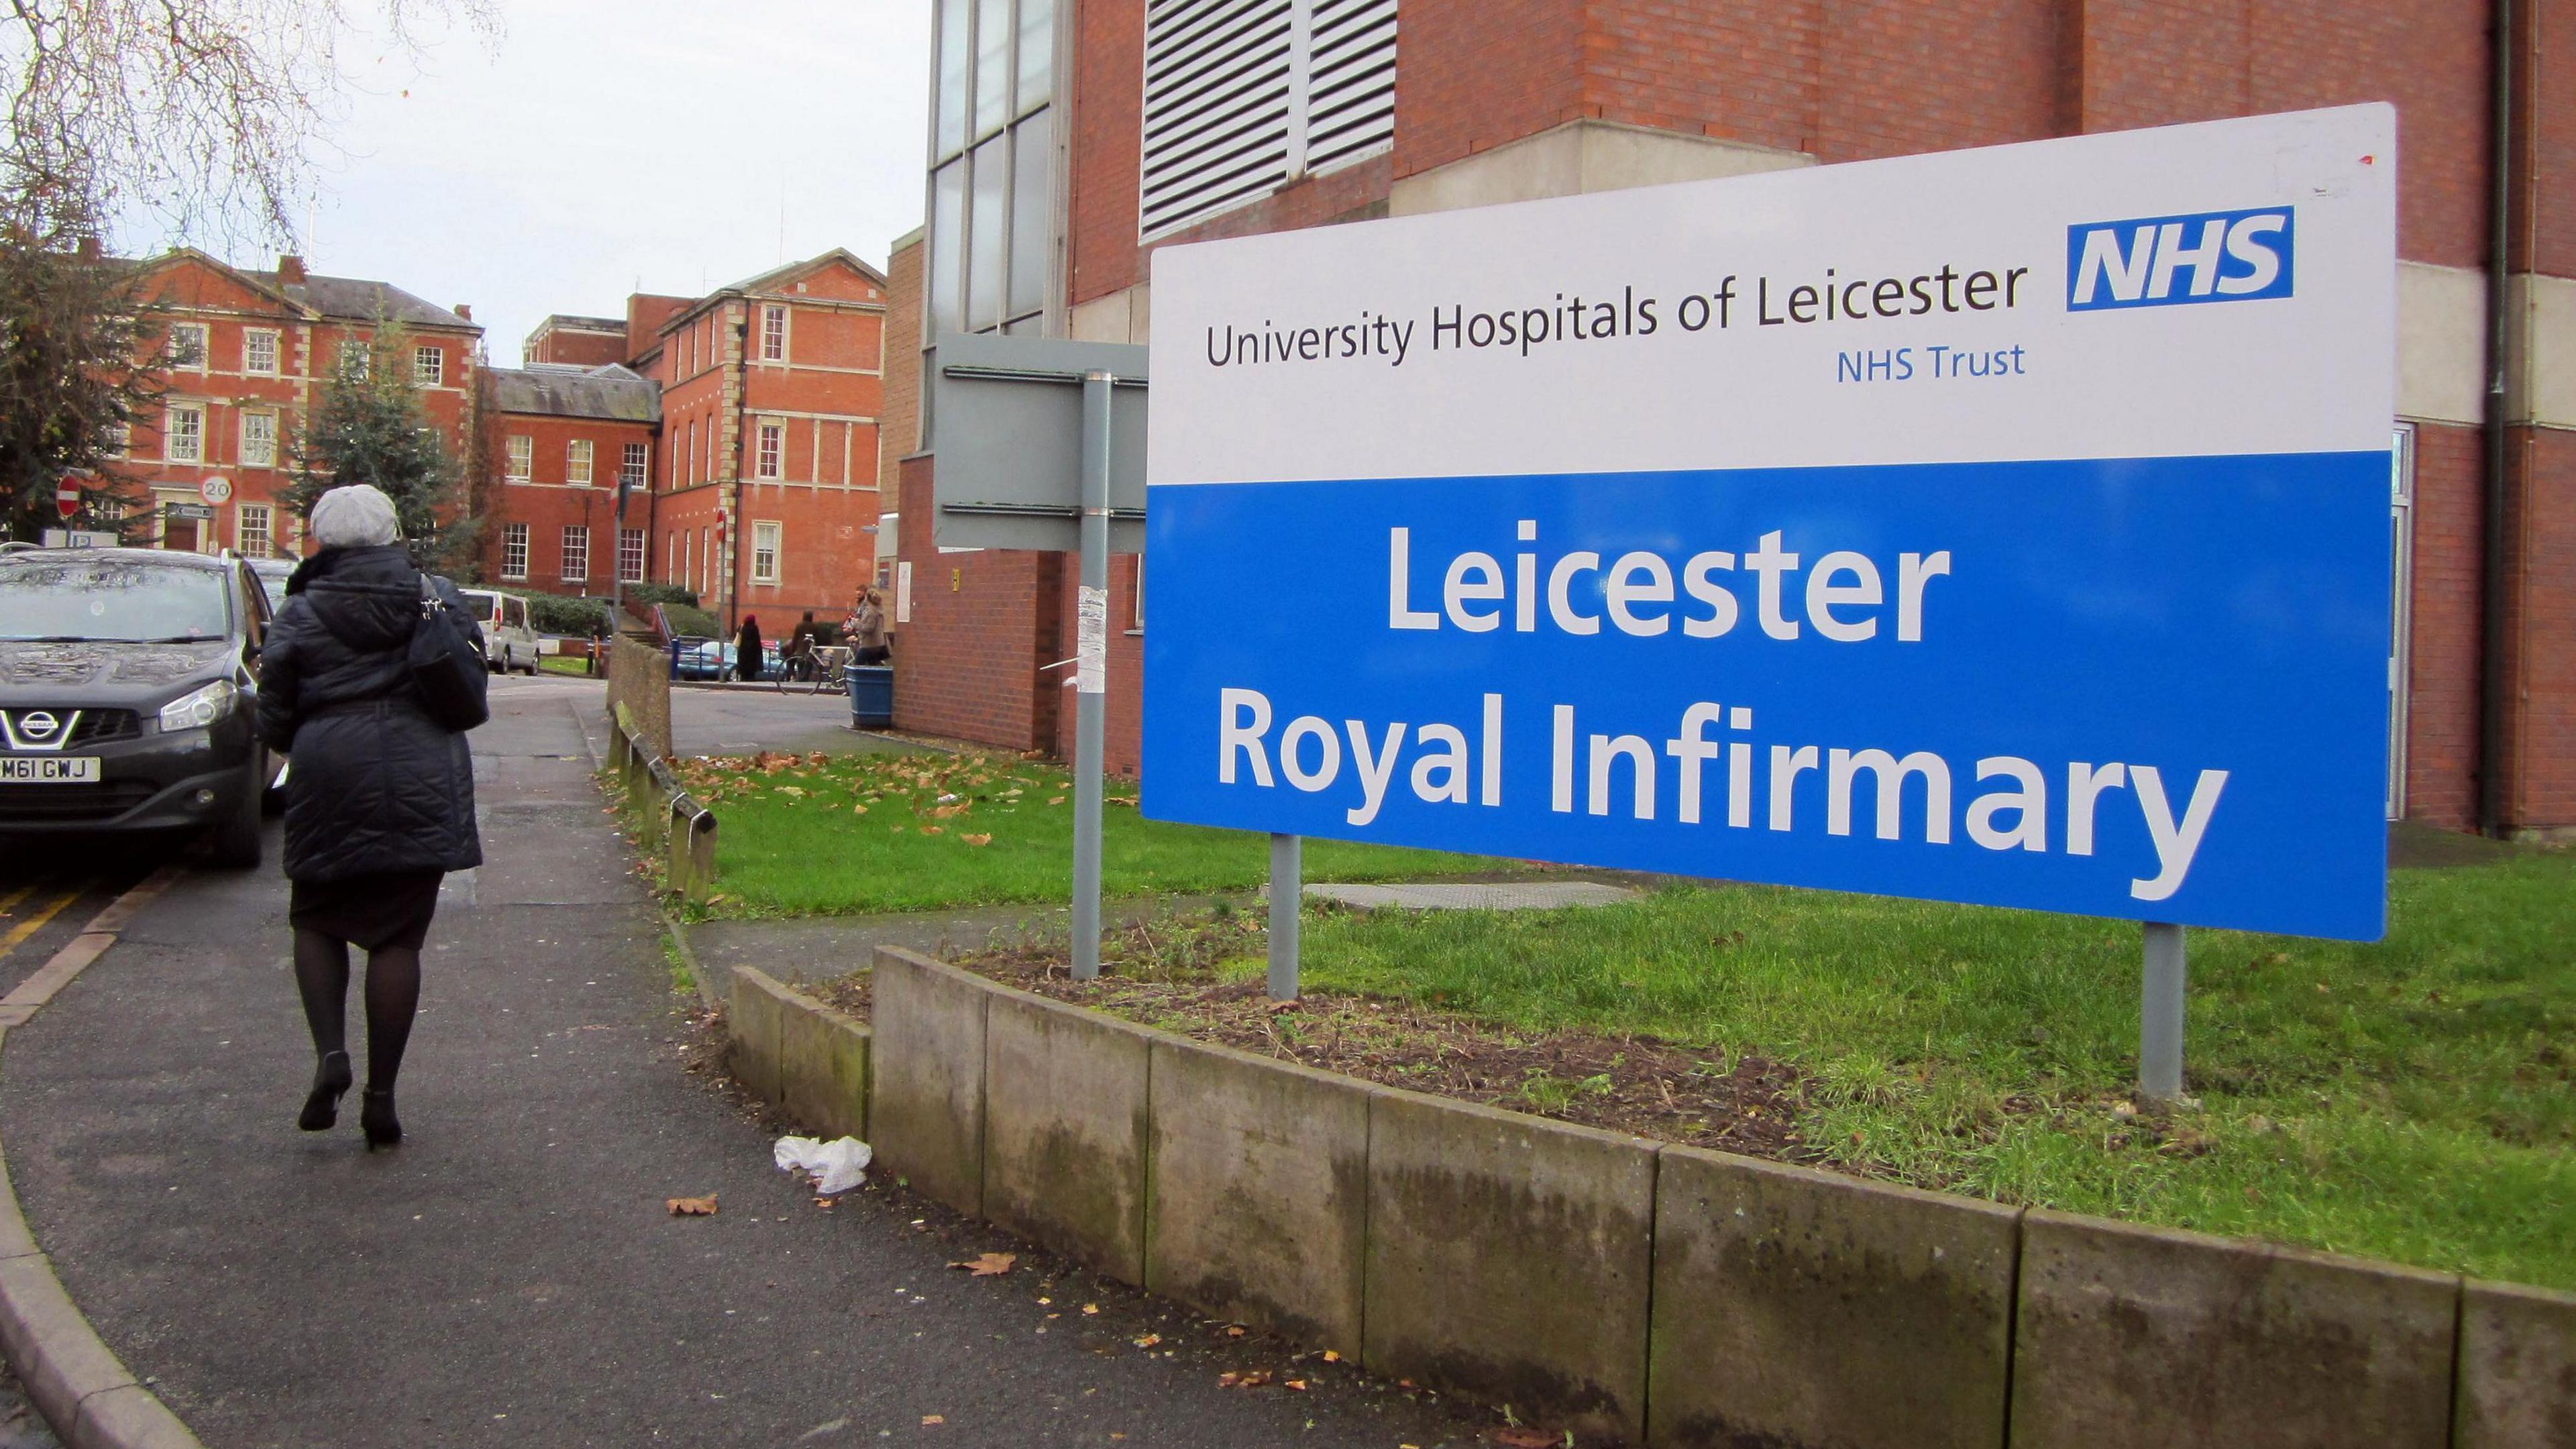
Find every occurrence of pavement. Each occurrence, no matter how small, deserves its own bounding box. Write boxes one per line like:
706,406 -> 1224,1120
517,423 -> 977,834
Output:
0,677 -> 1479,1448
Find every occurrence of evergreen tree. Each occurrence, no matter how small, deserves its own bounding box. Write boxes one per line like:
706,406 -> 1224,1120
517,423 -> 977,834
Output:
0,174 -> 157,541
286,319 -> 475,572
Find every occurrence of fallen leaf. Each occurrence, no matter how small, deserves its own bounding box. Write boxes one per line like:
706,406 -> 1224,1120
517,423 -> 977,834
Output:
1035,1296 -> 1052,1305
920,1415 -> 943,1426
1132,1333 -> 1162,1348
920,825 -> 945,835
1081,1303 -> 1099,1316
775,785 -> 806,797
961,833 -> 992,847
949,1252 -> 1016,1277
1224,1325 -> 1246,1338
666,1195 -> 718,1216
1321,1350 -> 1340,1362
1285,1379 -> 1308,1391
1048,796 -> 1065,805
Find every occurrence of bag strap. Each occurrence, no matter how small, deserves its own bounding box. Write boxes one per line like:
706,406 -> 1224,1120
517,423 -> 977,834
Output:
417,575 -> 442,618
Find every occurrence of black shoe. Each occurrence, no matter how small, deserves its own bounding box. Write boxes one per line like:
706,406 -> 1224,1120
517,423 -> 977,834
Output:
299,1052 -> 352,1132
360,1087 -> 402,1149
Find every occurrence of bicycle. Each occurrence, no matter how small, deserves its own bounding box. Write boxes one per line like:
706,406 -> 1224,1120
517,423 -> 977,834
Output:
774,644 -> 849,696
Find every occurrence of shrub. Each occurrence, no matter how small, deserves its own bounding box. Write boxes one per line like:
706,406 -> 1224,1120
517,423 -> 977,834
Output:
524,592 -> 612,636
661,602 -> 720,639
623,581 -> 699,608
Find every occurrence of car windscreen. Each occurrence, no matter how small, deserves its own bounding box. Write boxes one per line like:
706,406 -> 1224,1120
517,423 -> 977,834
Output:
0,558 -> 233,643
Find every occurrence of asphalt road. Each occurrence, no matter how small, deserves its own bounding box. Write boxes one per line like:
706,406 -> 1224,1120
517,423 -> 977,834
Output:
0,678 -> 1479,1448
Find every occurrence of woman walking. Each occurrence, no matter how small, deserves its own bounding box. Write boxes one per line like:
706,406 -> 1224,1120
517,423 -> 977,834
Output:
256,485 -> 486,1148
735,614 -> 764,682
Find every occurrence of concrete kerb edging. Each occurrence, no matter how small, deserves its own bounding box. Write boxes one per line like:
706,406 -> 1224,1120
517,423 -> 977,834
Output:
0,868 -> 205,1449
802,945 -> 2572,1448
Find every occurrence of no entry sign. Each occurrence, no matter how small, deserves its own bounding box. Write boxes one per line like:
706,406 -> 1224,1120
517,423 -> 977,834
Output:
1140,106 -> 2397,941
54,480 -> 79,519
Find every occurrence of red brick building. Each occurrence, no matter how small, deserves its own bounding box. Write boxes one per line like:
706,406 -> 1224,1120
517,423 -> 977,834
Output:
481,256 -> 892,629
890,0 -> 2574,839
109,251 -> 481,559
478,364 -> 660,594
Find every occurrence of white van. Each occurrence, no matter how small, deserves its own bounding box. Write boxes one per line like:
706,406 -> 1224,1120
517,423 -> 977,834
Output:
458,589 -> 541,674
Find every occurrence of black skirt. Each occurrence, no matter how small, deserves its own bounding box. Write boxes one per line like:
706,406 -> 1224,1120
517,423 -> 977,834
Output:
289,871 -> 444,952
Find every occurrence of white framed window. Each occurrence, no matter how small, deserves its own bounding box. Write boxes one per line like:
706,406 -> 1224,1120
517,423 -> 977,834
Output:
337,340 -> 369,380
414,345 -> 444,386
621,441 -> 649,490
102,419 -> 129,458
239,410 -> 278,469
237,502 -> 272,559
500,523 -> 529,581
619,528 -> 647,584
568,438 -> 594,486
761,305 -> 789,362
751,521 -> 781,584
1138,0 -> 1395,241
756,421 -> 784,479
241,329 -> 279,376
168,322 -> 208,370
561,525 -> 590,583
506,435 -> 533,482
164,402 -> 205,462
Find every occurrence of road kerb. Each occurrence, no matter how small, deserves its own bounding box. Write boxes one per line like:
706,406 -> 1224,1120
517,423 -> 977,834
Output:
0,871 -> 209,1449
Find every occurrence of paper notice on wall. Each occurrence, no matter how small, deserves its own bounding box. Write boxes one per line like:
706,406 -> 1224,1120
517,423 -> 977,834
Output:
1077,585 -> 1108,695
896,561 -> 913,624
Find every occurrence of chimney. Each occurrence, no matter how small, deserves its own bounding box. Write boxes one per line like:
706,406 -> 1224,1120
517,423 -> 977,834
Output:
276,254 -> 307,284
455,304 -> 473,321
75,236 -> 100,262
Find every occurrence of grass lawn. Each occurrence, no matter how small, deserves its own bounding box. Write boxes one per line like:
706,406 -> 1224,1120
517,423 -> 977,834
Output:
1280,848 -> 2576,1289
538,655 -> 593,677
672,747 -> 1518,916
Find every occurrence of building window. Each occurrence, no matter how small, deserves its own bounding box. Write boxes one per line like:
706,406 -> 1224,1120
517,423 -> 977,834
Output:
337,340 -> 369,380
240,410 -> 278,469
751,521 -> 781,584
621,441 -> 649,490
506,435 -> 533,482
168,323 -> 208,370
101,419 -> 129,458
237,503 -> 272,559
501,523 -> 529,581
242,329 -> 279,376
619,528 -> 647,584
761,305 -> 788,362
757,421 -> 784,480
926,0 -> 1053,338
687,419 -> 699,484
413,345 -> 445,387
561,525 -> 590,583
164,402 -> 205,462
568,439 -> 594,486
1138,0 -> 1395,240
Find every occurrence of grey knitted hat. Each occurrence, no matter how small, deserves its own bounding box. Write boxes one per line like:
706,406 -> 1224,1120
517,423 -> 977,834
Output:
309,484 -> 401,549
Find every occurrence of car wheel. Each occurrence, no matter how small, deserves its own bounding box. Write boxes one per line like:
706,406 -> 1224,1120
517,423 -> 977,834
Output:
207,764 -> 264,869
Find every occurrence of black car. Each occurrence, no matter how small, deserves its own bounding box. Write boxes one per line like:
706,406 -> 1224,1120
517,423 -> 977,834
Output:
0,547 -> 280,866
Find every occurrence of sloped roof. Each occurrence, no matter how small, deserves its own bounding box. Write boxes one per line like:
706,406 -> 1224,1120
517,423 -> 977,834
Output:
657,248 -> 890,336
239,271 -> 476,331
537,314 -> 625,332
488,364 -> 661,423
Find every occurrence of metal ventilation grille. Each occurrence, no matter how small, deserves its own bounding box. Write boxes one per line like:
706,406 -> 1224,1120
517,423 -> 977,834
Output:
1139,0 -> 1397,241
1305,0 -> 1396,174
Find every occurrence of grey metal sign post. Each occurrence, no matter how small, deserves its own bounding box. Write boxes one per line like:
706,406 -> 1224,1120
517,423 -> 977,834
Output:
927,333 -> 1148,981
2141,922 -> 2186,1102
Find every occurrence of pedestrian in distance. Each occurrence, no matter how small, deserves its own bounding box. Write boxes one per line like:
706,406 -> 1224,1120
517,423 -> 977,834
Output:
849,587 -> 890,665
256,484 -> 487,1149
735,614 -> 763,682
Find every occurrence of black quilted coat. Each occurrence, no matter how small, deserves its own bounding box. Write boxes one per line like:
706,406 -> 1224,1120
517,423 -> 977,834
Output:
256,545 -> 486,883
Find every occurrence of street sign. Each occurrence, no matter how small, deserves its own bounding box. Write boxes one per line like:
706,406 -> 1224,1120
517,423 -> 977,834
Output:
1142,105 -> 2397,945
926,332 -> 1147,552
200,476 -> 232,504
54,480 -> 78,519
164,502 -> 216,521
40,530 -> 117,549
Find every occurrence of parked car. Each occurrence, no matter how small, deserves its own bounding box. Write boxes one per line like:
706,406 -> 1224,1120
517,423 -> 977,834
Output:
458,588 -> 541,674
247,556 -> 294,613
0,547 -> 281,866
668,637 -> 777,682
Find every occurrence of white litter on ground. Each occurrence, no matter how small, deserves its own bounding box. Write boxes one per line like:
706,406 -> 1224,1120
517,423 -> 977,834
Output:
773,1135 -> 872,1195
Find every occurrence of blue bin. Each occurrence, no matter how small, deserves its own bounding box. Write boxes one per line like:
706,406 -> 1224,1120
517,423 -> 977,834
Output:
847,664 -> 894,728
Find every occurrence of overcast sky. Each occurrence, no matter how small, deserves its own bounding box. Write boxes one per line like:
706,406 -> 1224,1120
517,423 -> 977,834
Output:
176,0 -> 932,367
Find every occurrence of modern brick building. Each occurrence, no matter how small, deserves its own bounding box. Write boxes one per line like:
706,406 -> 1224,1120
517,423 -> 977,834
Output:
888,0 -> 2573,838
110,251 -> 482,559
478,364 -> 661,595
483,254 -> 893,632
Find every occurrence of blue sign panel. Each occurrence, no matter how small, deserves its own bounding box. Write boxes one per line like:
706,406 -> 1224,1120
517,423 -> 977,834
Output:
1142,105 -> 2398,941
1143,453 -> 2390,941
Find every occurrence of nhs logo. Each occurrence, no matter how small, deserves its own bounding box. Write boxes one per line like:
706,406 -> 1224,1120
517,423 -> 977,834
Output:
2065,207 -> 2294,311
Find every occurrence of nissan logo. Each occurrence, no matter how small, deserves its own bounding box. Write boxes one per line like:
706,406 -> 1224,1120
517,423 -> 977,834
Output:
16,711 -> 58,741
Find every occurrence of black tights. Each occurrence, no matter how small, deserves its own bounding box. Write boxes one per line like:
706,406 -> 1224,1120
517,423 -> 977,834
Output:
292,929 -> 420,1093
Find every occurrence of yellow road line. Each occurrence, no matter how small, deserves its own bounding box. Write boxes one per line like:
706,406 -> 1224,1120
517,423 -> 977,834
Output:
0,883 -> 37,918
0,890 -> 83,964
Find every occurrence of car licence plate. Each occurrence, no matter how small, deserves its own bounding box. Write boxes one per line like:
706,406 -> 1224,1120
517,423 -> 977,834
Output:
0,757 -> 100,784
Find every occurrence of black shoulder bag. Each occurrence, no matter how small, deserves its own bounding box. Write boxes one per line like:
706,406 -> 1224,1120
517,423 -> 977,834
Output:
411,576 -> 491,732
